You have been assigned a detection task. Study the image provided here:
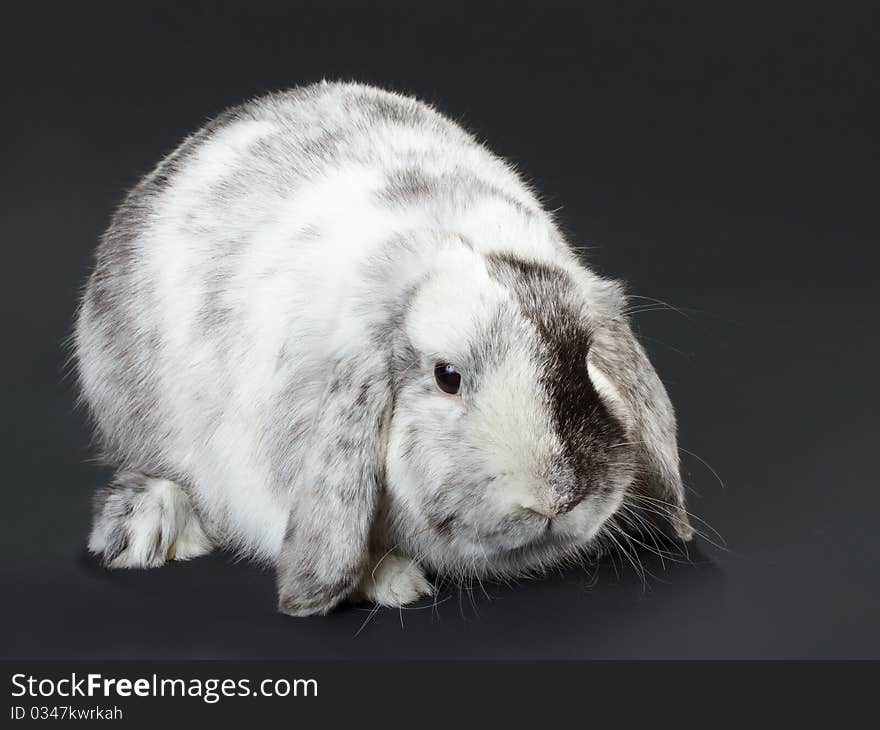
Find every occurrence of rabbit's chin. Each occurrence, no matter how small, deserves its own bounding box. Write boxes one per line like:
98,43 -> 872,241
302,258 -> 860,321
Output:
428,534 -> 598,582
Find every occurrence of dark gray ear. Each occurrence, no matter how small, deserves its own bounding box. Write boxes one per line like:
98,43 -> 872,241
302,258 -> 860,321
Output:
591,310 -> 693,542
276,354 -> 392,617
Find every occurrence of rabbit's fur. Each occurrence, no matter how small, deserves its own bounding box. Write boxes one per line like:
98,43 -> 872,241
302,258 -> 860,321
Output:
74,82 -> 691,616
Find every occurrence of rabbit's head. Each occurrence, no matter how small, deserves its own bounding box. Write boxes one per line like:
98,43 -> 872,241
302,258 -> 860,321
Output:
381,240 -> 692,578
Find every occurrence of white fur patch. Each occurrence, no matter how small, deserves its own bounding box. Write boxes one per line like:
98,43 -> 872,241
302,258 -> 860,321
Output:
356,553 -> 433,607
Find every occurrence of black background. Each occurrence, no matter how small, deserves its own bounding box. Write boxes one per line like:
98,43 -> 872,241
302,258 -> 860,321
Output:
2,1 -> 878,659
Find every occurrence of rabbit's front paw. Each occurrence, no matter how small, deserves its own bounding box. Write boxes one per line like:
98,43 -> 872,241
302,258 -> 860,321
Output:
357,553 -> 433,607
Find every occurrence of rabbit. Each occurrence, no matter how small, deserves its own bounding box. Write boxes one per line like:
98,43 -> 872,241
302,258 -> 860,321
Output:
74,81 -> 692,617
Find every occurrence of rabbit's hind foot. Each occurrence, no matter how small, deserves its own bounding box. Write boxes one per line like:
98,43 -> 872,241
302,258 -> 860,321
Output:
87,471 -> 213,568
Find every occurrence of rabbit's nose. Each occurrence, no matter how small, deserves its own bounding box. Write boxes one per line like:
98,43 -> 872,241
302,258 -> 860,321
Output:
521,493 -> 583,519
553,492 -> 585,515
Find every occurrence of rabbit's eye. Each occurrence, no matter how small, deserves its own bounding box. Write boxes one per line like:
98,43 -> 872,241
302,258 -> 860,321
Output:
434,362 -> 462,395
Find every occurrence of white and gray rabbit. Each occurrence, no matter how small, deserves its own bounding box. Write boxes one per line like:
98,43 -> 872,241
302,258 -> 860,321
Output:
74,81 -> 692,616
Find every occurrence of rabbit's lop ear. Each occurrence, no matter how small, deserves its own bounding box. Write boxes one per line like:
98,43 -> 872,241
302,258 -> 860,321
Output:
590,307 -> 693,542
276,353 -> 392,617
